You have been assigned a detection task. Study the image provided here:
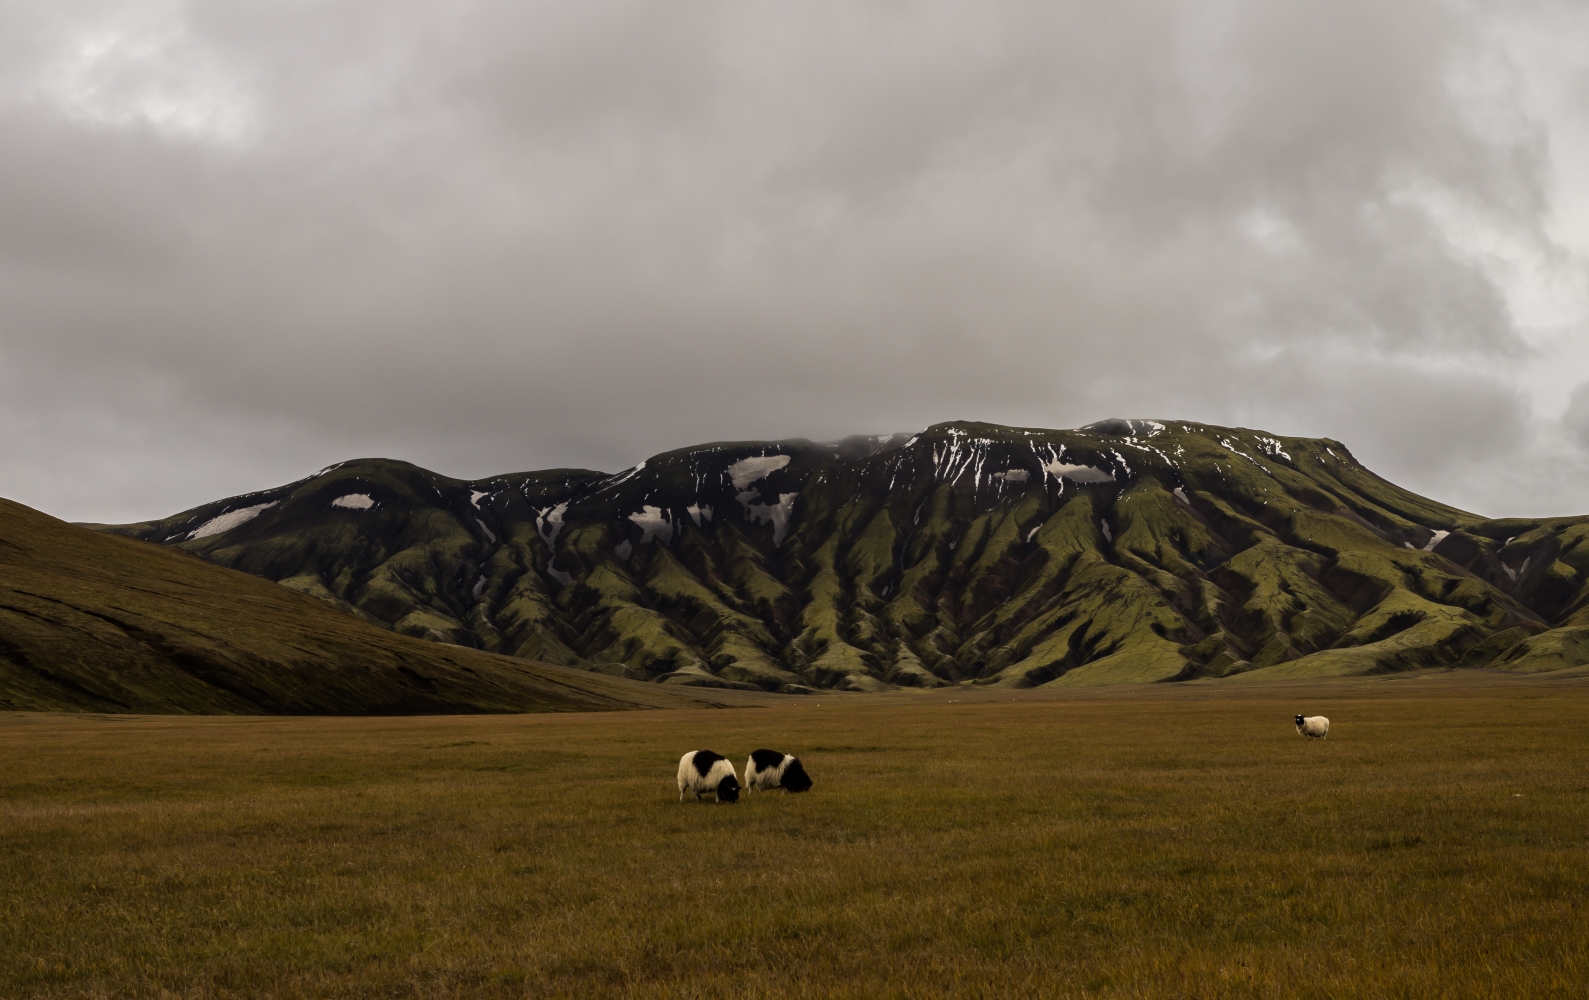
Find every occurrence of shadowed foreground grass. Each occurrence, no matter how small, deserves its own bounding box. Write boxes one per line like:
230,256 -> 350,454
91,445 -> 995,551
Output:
3,676 -> 1588,998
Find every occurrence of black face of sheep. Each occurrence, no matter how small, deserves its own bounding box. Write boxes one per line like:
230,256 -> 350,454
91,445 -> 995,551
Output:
1294,714 -> 1305,727
716,774 -> 740,803
780,758 -> 813,793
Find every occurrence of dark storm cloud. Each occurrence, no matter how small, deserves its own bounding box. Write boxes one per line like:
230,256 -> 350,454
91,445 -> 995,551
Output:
1,0 -> 1585,522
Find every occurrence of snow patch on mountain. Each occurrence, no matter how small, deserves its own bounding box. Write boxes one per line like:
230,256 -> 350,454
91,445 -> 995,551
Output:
188,502 -> 277,539
687,504 -> 713,526
629,506 -> 673,544
1503,555 -> 1530,582
1031,442 -> 1113,484
535,503 -> 568,547
1424,530 -> 1450,552
331,494 -> 373,510
1219,438 -> 1267,470
597,461 -> 647,493
741,491 -> 797,546
931,428 -> 995,486
475,518 -> 496,544
1255,437 -> 1292,461
728,455 -> 790,489
470,491 -> 489,508
1044,461 -> 1114,484
614,540 -> 633,561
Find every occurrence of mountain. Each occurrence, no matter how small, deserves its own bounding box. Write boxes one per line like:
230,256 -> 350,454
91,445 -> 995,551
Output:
91,420 -> 1589,692
0,498 -> 733,713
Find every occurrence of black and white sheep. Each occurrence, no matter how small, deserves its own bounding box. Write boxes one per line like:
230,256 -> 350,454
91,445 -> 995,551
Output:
744,749 -> 813,793
1295,714 -> 1330,739
677,750 -> 740,803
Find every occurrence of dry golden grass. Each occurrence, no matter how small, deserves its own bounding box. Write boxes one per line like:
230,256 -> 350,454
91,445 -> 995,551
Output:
3,674 -> 1588,999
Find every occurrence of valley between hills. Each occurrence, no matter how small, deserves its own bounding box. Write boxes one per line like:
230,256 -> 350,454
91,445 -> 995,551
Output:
57,418 -> 1589,707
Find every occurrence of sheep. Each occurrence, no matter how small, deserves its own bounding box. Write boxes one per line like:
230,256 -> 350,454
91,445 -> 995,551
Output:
744,749 -> 813,793
1295,714 -> 1330,739
677,750 -> 740,803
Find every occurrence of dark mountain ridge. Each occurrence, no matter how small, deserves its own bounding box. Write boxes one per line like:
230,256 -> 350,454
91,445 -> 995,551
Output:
92,419 -> 1589,691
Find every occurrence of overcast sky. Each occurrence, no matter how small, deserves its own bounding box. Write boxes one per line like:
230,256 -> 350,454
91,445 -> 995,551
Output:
2,0 -> 1587,523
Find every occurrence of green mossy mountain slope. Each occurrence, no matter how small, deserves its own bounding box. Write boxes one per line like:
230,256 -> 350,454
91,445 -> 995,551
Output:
94,420 -> 1589,691
0,499 -> 730,714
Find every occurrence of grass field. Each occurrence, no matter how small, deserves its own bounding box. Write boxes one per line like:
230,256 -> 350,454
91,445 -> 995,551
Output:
3,674 -> 1588,999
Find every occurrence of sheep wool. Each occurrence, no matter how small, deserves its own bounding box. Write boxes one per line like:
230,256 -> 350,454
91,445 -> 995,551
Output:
1295,715 -> 1330,739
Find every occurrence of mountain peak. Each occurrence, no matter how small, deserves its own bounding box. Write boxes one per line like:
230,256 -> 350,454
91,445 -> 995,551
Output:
94,419 -> 1589,691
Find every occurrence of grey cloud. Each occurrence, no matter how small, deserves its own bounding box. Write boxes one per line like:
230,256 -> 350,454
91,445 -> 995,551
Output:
1565,383 -> 1589,448
1,0 -> 1585,522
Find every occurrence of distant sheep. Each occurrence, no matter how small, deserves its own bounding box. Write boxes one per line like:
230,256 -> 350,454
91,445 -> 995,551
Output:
744,749 -> 813,793
1295,715 -> 1330,739
677,750 -> 740,803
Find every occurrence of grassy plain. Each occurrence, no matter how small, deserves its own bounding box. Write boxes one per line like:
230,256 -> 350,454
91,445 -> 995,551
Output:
3,674 -> 1588,999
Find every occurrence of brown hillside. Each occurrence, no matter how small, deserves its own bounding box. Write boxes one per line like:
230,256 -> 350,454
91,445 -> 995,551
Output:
0,499 -> 739,714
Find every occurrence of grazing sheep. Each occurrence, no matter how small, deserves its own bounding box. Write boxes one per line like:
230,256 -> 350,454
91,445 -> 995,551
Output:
677,750 -> 740,803
744,749 -> 813,793
1295,715 -> 1330,739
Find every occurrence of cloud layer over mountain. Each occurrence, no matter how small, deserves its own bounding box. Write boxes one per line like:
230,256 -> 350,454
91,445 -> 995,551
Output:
2,0 -> 1586,522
